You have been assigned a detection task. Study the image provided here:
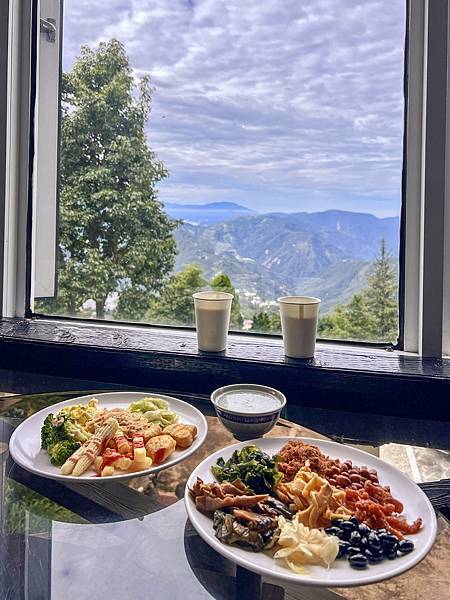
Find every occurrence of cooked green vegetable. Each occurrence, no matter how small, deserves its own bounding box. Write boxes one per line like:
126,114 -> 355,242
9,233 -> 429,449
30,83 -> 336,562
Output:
213,509 -> 279,552
48,439 -> 81,466
41,413 -> 89,469
41,413 -> 90,450
211,445 -> 283,493
128,397 -> 178,427
41,413 -> 62,449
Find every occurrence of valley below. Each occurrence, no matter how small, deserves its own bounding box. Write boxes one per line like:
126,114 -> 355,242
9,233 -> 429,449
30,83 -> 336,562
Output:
167,204 -> 400,316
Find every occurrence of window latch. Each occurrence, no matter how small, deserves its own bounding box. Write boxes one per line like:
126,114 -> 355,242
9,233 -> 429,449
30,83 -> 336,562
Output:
40,17 -> 56,43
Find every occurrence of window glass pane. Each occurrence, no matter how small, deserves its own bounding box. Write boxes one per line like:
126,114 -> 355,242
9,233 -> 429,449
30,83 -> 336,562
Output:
35,0 -> 405,343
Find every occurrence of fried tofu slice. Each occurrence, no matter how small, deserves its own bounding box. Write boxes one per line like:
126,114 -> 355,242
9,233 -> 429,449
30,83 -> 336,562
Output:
163,423 -> 198,448
145,434 -> 176,465
142,422 -> 162,443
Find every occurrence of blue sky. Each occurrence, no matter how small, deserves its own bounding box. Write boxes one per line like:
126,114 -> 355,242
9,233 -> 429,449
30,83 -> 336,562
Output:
63,0 -> 406,217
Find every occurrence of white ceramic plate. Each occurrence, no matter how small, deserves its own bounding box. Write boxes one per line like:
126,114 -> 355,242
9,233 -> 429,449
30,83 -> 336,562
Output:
185,437 -> 437,587
9,391 -> 208,482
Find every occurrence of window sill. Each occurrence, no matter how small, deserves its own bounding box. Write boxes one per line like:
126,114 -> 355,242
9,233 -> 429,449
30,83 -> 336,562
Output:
0,317 -> 449,421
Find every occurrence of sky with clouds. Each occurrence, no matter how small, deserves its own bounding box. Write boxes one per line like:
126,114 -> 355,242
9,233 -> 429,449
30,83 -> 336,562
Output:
63,0 -> 406,217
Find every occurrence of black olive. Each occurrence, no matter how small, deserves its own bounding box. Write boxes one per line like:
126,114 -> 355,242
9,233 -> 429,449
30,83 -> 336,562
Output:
381,534 -> 398,550
349,553 -> 368,569
365,549 -> 383,563
341,521 -> 356,533
359,536 -> 369,550
349,516 -> 360,526
331,518 -> 344,528
385,533 -> 398,544
367,532 -> 381,550
377,528 -> 388,535
347,546 -> 362,557
337,529 -> 349,541
358,523 -> 371,536
325,526 -> 341,536
337,541 -> 350,559
384,548 -> 398,560
398,539 -> 414,554
349,531 -> 362,546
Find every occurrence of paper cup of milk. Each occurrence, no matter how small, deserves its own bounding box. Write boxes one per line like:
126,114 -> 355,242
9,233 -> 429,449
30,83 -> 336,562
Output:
278,296 -> 321,358
193,291 -> 233,352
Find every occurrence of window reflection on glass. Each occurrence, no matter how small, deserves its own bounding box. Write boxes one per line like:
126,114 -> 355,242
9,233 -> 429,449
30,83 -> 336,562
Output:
35,1 -> 405,343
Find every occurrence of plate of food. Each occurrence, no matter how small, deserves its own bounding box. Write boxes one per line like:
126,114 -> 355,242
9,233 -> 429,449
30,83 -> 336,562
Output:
185,437 -> 437,587
9,391 -> 207,481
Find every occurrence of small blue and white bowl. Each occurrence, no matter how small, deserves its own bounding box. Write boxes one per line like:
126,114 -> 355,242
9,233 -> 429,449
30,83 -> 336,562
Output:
211,384 -> 287,440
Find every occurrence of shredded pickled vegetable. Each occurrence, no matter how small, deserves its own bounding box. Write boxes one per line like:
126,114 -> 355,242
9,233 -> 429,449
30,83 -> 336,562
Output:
274,515 -> 339,574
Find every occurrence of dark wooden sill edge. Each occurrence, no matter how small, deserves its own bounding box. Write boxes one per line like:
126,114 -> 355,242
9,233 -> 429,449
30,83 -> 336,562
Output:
0,317 -> 449,422
0,317 -> 447,376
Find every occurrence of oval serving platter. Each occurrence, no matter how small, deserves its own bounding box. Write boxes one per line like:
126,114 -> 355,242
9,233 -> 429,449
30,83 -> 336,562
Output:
185,436 -> 437,588
9,391 -> 208,482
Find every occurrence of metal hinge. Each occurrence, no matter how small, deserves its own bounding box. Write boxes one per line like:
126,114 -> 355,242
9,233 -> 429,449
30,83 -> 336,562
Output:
40,17 -> 56,43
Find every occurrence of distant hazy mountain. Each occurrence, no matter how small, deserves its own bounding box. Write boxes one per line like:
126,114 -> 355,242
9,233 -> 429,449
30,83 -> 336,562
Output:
173,209 -> 400,314
165,201 -> 255,225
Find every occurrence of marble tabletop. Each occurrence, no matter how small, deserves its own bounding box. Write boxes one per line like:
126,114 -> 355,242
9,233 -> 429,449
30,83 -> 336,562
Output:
1,387 -> 449,600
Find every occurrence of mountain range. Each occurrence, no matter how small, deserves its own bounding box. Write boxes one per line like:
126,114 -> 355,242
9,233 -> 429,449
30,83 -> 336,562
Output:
165,201 -> 255,225
166,204 -> 400,315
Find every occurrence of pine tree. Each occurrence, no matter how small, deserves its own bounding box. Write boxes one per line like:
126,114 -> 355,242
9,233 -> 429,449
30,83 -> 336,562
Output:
317,239 -> 398,342
363,239 -> 398,341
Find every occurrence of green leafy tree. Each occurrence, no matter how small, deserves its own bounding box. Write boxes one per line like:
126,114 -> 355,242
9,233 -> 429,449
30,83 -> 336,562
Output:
251,311 -> 281,333
147,264 -> 206,326
318,294 -> 375,340
37,40 -> 176,320
211,273 -> 243,329
318,239 -> 398,342
251,312 -> 271,332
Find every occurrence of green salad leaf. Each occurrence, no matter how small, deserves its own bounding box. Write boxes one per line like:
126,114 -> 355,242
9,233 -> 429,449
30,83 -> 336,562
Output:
211,445 -> 283,493
128,397 -> 179,427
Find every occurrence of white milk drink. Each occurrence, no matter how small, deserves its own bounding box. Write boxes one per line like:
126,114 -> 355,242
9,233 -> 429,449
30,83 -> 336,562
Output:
193,292 -> 233,352
278,296 -> 321,358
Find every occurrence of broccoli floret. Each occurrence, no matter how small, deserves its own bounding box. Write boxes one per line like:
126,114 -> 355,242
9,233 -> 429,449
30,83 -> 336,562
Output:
41,413 -> 90,450
41,414 -> 66,449
48,440 -> 80,466
41,414 -> 54,449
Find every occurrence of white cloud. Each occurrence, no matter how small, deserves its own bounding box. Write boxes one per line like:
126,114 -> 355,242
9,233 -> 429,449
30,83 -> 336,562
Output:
63,0 -> 406,216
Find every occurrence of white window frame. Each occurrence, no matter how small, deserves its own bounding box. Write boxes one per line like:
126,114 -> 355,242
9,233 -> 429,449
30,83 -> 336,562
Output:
1,0 -> 34,319
1,0 -> 450,357
403,0 -> 450,356
33,0 -> 61,299
0,0 -> 9,312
